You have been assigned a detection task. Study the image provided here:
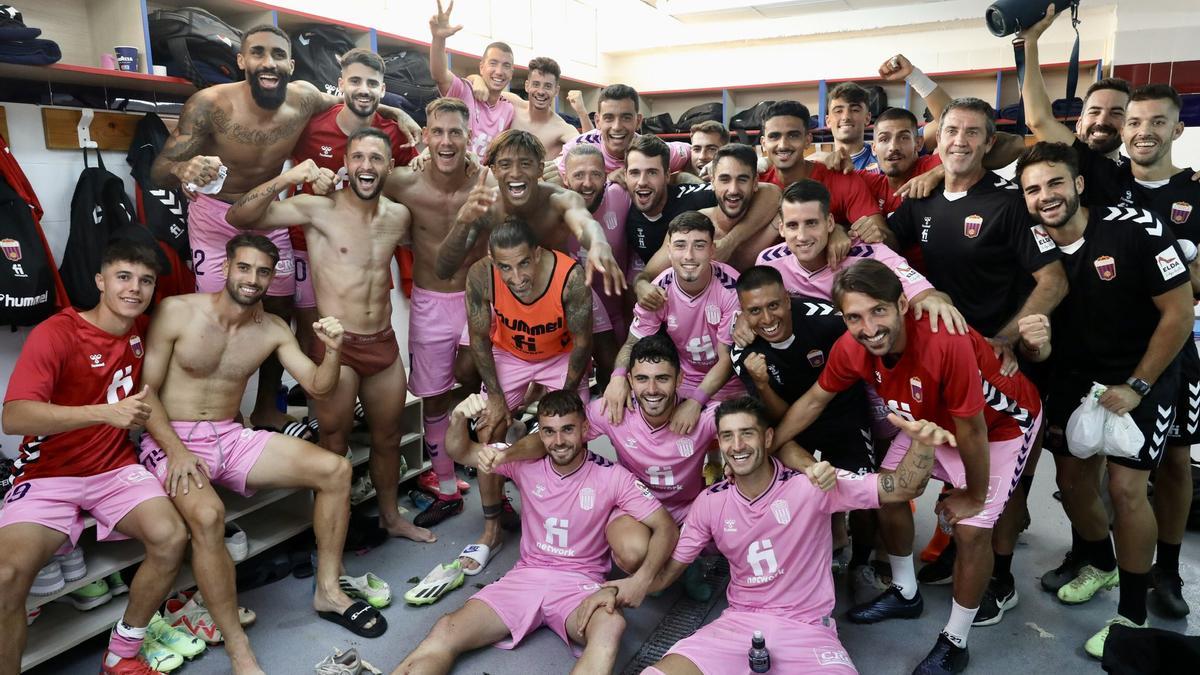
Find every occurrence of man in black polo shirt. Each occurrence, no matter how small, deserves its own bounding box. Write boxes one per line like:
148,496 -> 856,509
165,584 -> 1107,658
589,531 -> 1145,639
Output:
624,135 -> 718,267
1015,142 -> 1194,658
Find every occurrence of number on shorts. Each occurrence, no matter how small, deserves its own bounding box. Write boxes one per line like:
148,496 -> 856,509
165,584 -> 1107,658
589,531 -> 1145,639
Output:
295,257 -> 308,283
192,248 -> 206,275
5,482 -> 30,503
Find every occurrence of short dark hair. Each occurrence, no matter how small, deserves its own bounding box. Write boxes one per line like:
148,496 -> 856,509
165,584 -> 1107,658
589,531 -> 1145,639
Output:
486,129 -> 546,166
627,134 -> 670,172
599,84 -> 640,113
483,41 -> 514,58
875,107 -> 919,132
715,396 -> 771,431
829,82 -> 869,107
426,97 -> 470,125
690,121 -> 730,144
347,127 -> 392,156
762,100 -> 811,129
1014,141 -> 1080,184
736,265 -> 785,295
629,333 -> 680,376
528,56 -> 561,81
243,24 -> 290,52
1130,83 -> 1183,113
489,216 -> 539,254
225,233 -> 280,266
940,97 -> 996,141
831,258 -> 902,309
1085,77 -> 1131,102
101,239 -> 162,276
538,389 -> 585,420
781,179 -> 831,218
712,143 -> 758,174
666,211 -> 715,241
340,48 -> 385,75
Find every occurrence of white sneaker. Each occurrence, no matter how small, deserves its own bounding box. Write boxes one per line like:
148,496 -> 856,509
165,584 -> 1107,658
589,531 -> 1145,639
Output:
55,547 -> 87,581
350,475 -> 376,505
224,522 -> 248,562
31,559 -> 64,596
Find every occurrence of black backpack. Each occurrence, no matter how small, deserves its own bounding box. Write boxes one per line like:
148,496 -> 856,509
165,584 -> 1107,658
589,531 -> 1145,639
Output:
291,24 -> 357,96
863,85 -> 889,118
382,50 -> 439,126
148,7 -> 242,88
730,100 -> 776,131
0,174 -> 60,327
641,113 -> 675,135
127,113 -> 189,257
674,102 -> 723,133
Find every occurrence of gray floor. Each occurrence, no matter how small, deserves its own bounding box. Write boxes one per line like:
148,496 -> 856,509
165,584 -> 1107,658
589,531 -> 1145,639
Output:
32,435 -> 1200,675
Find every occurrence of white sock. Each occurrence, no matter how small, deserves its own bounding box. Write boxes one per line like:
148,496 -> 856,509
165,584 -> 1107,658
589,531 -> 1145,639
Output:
889,554 -> 918,599
943,600 -> 978,648
438,478 -> 459,496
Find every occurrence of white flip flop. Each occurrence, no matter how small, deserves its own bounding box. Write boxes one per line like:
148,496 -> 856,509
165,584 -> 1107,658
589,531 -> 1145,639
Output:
458,542 -> 503,576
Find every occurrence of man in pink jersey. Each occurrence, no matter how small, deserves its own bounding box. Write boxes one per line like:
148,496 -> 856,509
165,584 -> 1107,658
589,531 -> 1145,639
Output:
393,390 -> 677,674
429,0 -> 515,162
626,396 -> 945,675
603,213 -> 745,435
775,260 -> 1042,674
0,240 -> 188,675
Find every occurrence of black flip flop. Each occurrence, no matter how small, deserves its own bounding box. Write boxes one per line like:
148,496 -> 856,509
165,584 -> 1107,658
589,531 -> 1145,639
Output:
318,600 -> 387,638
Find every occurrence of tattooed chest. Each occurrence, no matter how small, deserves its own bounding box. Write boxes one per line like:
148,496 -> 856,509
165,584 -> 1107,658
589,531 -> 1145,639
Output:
210,108 -> 305,147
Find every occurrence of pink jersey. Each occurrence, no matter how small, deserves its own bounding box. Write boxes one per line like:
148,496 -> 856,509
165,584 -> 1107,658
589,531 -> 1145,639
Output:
568,182 -> 633,273
756,242 -> 933,302
556,130 -> 691,178
442,76 -> 515,162
584,398 -> 717,522
494,451 -> 662,579
630,261 -> 746,399
673,459 -> 881,622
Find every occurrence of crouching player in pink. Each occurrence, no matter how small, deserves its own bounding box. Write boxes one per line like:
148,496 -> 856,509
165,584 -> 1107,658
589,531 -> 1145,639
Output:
393,390 -> 678,675
625,396 -> 945,675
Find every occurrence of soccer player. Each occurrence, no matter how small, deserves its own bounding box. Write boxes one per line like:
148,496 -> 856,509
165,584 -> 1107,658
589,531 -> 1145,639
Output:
555,84 -> 693,180
0,240 -> 188,675
625,134 -> 719,266
860,107 -> 945,215
827,82 -> 879,171
1014,142 -> 1194,656
689,120 -> 730,178
226,129 -> 433,543
632,396 -> 947,675
393,390 -> 677,675
474,57 -> 587,160
775,259 -> 1043,674
604,213 -> 744,433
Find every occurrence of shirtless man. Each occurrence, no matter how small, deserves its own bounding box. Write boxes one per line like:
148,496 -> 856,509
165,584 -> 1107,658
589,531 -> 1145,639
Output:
149,24 -> 418,432
139,235 -> 382,675
471,57 -> 591,160
226,128 -> 433,543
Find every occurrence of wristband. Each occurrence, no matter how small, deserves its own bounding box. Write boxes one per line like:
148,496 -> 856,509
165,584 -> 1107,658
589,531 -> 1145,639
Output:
611,367 -> 628,379
693,390 -> 712,407
906,67 -> 938,99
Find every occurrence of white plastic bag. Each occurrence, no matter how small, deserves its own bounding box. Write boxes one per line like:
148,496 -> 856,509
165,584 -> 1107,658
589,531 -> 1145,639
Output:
1103,405 -> 1146,460
1065,383 -> 1145,460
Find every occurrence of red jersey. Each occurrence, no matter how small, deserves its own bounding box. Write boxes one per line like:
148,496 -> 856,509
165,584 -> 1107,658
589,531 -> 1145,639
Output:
4,308 -> 149,482
860,154 -> 943,215
288,104 -> 417,251
819,314 -> 1040,442
759,161 -> 880,225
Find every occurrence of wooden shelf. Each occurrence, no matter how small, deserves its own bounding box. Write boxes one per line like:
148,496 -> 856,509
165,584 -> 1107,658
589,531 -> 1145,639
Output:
0,62 -> 195,96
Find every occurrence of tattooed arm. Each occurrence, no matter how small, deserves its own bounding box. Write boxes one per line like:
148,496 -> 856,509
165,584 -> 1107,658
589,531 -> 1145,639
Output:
150,90 -> 218,189
561,265 -> 594,392
873,414 -> 943,503
224,160 -> 333,230
437,169 -> 497,279
466,259 -> 512,439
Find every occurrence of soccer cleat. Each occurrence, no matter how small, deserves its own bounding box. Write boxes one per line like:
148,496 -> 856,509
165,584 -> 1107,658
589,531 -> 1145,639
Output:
1057,564 -> 1119,605
139,637 -> 184,673
148,612 -> 206,659
848,585 -> 924,623
1149,564 -> 1190,618
912,632 -> 969,674
1040,549 -> 1086,593
849,563 -> 890,606
55,547 -> 87,581
106,572 -> 129,596
972,578 -> 1018,626
57,578 -> 112,610
224,522 -> 248,562
1084,615 -> 1147,660
917,545 -> 955,586
404,561 -> 466,606
31,559 -> 64,596
100,651 -> 165,675
416,469 -> 470,496
164,594 -> 222,644
413,495 -> 464,528
340,572 -> 393,609
189,589 -> 256,627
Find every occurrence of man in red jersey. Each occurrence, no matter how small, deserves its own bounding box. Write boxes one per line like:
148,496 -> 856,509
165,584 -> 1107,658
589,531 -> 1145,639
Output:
0,240 -> 188,675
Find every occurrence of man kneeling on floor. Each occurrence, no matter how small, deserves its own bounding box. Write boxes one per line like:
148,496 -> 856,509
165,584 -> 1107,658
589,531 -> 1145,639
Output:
394,390 -> 678,675
139,234 -> 383,675
626,396 -> 944,674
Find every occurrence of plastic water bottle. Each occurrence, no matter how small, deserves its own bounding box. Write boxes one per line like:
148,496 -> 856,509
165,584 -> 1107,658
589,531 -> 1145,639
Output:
748,630 -> 770,673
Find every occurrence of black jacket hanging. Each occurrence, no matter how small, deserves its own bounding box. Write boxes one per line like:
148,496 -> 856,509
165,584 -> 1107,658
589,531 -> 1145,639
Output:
127,112 -> 189,257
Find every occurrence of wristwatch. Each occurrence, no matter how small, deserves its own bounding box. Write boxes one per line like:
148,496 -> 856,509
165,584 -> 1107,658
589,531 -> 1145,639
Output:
1125,377 -> 1152,397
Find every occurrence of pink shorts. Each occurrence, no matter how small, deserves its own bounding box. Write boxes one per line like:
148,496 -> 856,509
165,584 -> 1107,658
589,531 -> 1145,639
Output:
485,348 -> 591,411
188,193 -> 295,297
880,410 -> 1042,528
293,249 -> 316,309
661,610 -> 857,675
409,287 -> 467,398
471,566 -> 601,654
0,464 -> 167,547
139,420 -> 272,497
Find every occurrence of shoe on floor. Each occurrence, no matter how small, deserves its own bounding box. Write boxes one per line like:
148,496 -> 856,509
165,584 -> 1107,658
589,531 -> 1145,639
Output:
225,522 -> 248,562
148,612 -> 206,659
917,545 -> 955,586
1040,549 -> 1086,593
849,563 -> 890,606
404,561 -> 466,606
912,632 -> 969,674
57,578 -> 112,611
972,578 -> 1018,626
848,585 -> 924,623
189,589 -> 256,627
101,651 -> 166,674
55,547 -> 87,581
1084,615 -> 1148,660
1149,564 -> 1190,618
31,559 -> 64,596
1057,564 -> 1119,605
350,475 -> 377,506
413,494 -> 464,528
106,571 -> 130,596
139,637 -> 184,673
416,469 -> 469,496
164,593 -> 222,644
340,572 -> 393,609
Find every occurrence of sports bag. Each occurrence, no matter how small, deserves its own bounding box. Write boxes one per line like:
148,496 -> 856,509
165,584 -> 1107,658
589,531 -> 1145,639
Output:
641,113 -> 675,135
382,50 -> 440,126
864,85 -> 889,118
291,24 -> 356,95
0,174 -> 60,327
148,7 -> 242,88
674,102 -> 723,132
729,100 -> 776,131
127,113 -> 189,257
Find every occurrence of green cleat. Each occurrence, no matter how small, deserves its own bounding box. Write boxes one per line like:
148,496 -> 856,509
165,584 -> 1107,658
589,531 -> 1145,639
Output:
148,612 -> 206,659
1057,564 -> 1119,605
1084,615 -> 1146,660
140,636 -> 185,672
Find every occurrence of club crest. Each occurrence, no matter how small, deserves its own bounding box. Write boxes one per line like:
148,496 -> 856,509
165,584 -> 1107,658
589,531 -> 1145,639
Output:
963,214 -> 983,238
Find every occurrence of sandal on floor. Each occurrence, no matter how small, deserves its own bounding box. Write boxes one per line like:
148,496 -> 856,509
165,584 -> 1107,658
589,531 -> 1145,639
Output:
458,542 -> 502,577
339,572 -> 392,609
404,561 -> 465,605
317,600 -> 387,638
